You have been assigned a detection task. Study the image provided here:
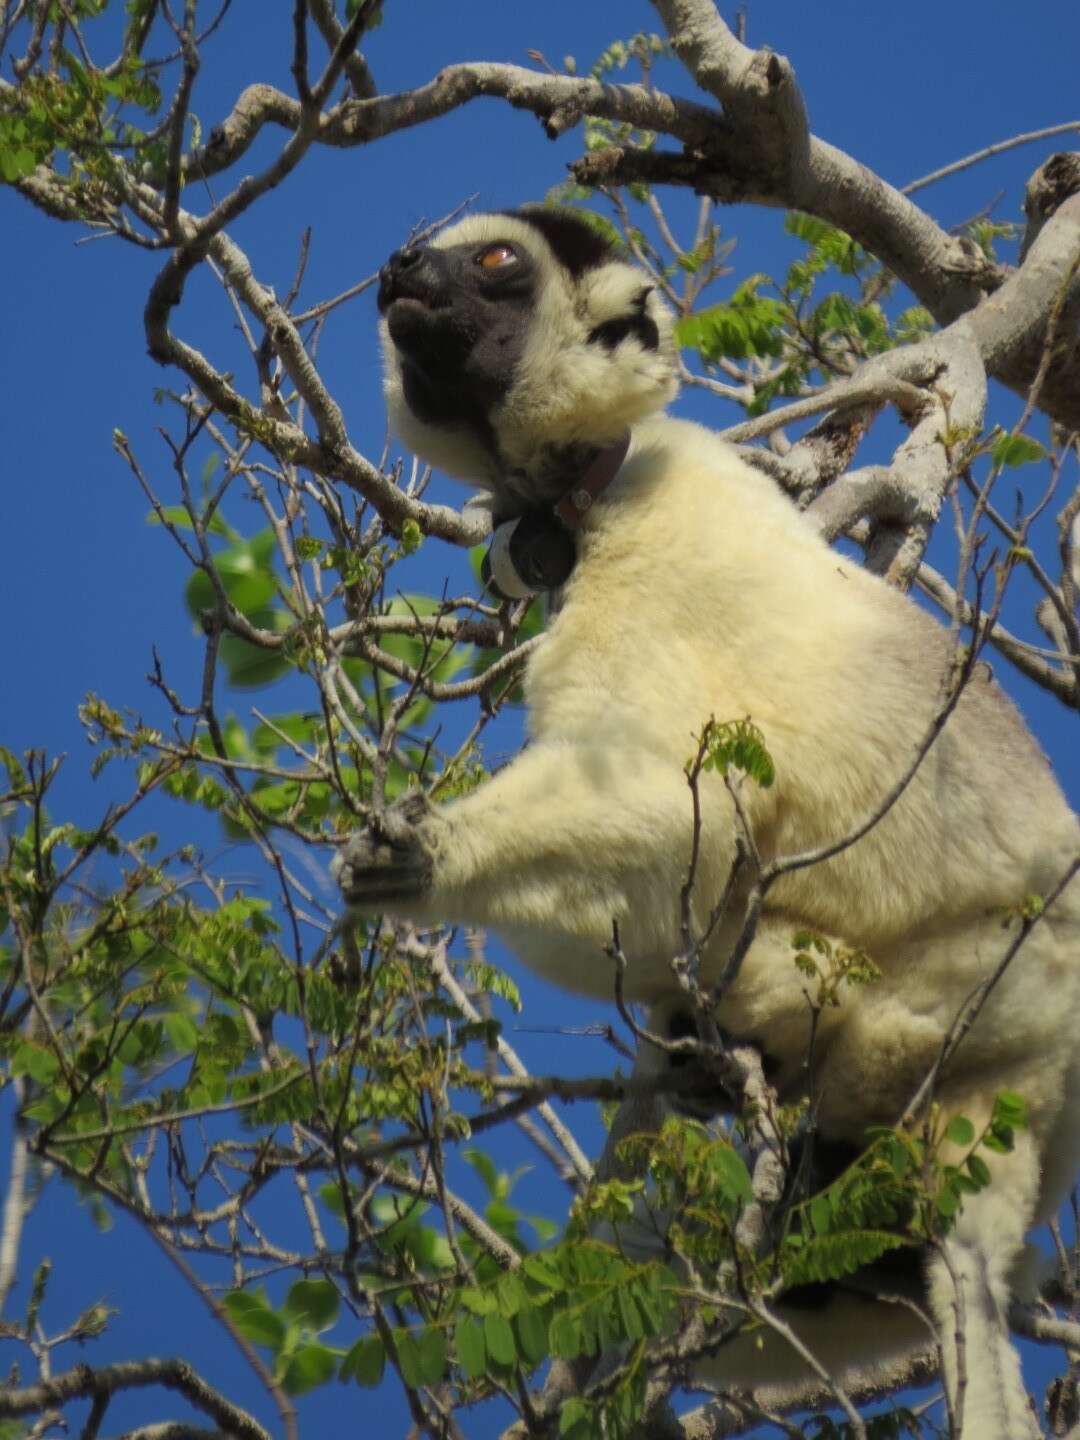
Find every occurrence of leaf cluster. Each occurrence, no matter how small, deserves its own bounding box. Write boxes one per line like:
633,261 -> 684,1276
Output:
672,211 -> 941,418
0,21 -> 161,189
695,716 -> 776,789
792,929 -> 882,1009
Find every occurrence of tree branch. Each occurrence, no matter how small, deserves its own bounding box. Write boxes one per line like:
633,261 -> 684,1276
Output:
0,1359 -> 272,1440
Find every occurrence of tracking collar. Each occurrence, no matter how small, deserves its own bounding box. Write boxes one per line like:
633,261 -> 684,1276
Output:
481,432 -> 631,601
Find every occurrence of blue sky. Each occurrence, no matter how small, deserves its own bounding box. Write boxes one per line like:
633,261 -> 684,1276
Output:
3,2 -> 1079,1436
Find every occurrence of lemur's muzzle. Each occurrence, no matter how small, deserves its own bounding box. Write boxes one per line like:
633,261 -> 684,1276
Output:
377,246 -> 449,313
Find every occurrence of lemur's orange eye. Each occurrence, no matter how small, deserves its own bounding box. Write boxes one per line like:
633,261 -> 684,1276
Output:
477,243 -> 517,270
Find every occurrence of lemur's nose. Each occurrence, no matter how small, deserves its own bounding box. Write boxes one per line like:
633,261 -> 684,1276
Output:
382,247 -> 422,279
377,246 -> 432,311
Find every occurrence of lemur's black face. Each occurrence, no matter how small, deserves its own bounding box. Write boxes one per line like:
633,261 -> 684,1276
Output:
378,237 -> 537,432
378,208 -> 677,489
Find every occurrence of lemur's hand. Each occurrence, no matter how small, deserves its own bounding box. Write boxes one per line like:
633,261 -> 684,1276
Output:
333,793 -> 435,906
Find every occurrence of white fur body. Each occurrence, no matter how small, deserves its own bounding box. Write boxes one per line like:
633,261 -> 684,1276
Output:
393,420 -> 1080,1430
416,418 -> 1078,1144
347,210 -> 1080,1433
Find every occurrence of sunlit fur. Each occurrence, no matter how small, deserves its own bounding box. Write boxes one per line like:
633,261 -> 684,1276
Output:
354,210 -> 1080,1434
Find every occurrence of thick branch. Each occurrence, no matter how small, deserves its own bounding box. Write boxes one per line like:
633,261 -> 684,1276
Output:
809,328 -> 987,585
182,66 -> 717,183
641,0 -> 998,323
650,0 -> 809,180
612,9 -> 1080,428
968,183 -> 1080,427
1009,1302 -> 1080,1351
610,8 -> 1080,426
917,560 -> 1079,706
160,26 -> 995,349
0,1089 -> 29,1317
0,1359 -> 271,1440
668,1348 -> 940,1439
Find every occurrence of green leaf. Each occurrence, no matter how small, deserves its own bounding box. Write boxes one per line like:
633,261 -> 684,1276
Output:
196,1062 -> 227,1104
883,1138 -> 911,1176
184,537 -> 277,619
0,745 -> 27,787
783,1230 -> 906,1287
164,1012 -> 199,1054
222,1290 -> 287,1350
218,608 -> 294,689
294,535 -> 324,562
549,1308 -> 585,1360
615,1287 -> 644,1342
983,1127 -> 1014,1155
812,292 -> 856,336
496,1271 -> 525,1317
515,1304 -> 550,1365
559,1397 -> 594,1438
965,1154 -> 992,1188
809,1194 -> 832,1235
705,1142 -> 754,1202
408,1225 -> 455,1272
463,1147 -> 500,1197
13,1043 -> 60,1086
785,211 -> 843,247
675,279 -> 786,362
400,519 -> 423,554
321,1180 -> 351,1215
526,1213 -> 560,1243
281,1342 -> 337,1395
936,1186 -> 960,1219
992,1091 -> 1029,1129
523,1251 -> 564,1295
146,504 -> 234,538
417,1326 -> 448,1385
463,960 -> 522,1010
459,1287 -> 498,1316
252,711 -> 318,755
784,212 -> 861,273
698,718 -> 775,788
0,145 -> 41,180
283,1279 -> 339,1331
395,1329 -> 424,1388
341,1335 -> 385,1387
455,1317 -> 487,1379
949,1169 -> 981,1197
483,1311 -> 517,1366
633,1279 -> 665,1337
991,433 -> 1046,469
944,1116 -> 975,1147
485,1199 -> 523,1241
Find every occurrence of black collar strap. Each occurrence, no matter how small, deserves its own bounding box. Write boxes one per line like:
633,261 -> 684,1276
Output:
481,432 -> 632,601
553,431 -> 631,529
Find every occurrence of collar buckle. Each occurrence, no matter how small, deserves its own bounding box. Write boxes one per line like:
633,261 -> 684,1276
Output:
553,431 -> 631,530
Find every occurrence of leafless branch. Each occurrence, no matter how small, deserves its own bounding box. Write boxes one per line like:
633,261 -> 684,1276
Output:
0,1358 -> 273,1440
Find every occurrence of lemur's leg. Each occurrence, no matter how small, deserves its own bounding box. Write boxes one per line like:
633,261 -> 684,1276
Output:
925,1120 -> 1040,1440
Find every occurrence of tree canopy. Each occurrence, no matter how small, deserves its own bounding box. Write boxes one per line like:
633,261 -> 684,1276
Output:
2,4 -> 1079,1438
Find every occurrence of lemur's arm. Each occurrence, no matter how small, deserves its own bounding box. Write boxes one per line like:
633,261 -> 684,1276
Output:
335,739 -> 707,952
